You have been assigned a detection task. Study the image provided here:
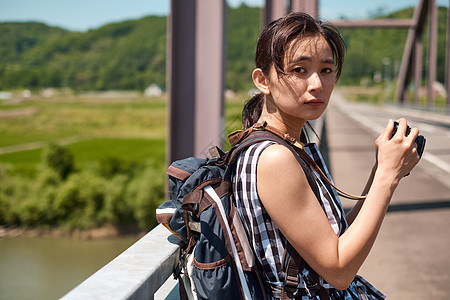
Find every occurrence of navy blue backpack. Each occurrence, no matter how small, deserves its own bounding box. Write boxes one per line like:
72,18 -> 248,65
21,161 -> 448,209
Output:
156,123 -> 340,300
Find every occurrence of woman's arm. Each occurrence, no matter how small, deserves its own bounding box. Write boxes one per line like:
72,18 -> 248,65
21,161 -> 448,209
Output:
257,119 -> 420,290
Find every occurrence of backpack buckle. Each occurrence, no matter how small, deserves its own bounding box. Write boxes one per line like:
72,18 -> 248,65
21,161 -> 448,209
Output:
284,133 -> 296,145
252,121 -> 268,131
283,274 -> 299,296
302,274 -> 321,291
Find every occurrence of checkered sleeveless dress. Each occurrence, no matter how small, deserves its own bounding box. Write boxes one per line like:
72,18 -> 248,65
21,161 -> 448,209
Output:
232,141 -> 386,299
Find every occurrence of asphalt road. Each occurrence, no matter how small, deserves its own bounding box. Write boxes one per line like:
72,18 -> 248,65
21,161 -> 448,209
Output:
327,91 -> 450,299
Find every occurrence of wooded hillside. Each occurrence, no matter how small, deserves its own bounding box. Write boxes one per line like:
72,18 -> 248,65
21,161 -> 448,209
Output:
0,5 -> 447,92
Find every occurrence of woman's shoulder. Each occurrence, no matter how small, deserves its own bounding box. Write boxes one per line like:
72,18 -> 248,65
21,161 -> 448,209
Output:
259,142 -> 301,163
238,140 -> 277,162
239,140 -> 294,163
238,141 -> 308,181
258,143 -> 306,179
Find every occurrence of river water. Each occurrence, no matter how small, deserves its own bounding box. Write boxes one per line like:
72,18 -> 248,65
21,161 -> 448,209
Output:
0,236 -> 139,300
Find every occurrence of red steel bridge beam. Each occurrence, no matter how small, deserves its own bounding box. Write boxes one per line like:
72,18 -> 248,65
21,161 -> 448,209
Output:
446,1 -> 450,110
167,0 -> 225,162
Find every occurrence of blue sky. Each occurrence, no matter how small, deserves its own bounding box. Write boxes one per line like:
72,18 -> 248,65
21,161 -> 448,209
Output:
0,0 -> 447,32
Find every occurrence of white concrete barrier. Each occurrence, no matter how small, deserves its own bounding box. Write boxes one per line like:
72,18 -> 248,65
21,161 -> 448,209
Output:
61,224 -> 183,300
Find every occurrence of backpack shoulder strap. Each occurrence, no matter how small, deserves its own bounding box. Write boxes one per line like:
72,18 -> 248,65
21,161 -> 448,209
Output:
226,126 -> 305,167
281,244 -> 329,300
226,126 -> 320,197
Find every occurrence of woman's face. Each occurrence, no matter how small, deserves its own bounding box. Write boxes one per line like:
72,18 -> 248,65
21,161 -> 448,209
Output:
265,34 -> 336,123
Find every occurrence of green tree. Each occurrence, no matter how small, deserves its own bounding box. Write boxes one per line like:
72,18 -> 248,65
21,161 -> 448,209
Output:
43,144 -> 74,179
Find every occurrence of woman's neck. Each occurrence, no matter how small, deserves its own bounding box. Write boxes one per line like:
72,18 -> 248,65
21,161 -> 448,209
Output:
257,103 -> 306,142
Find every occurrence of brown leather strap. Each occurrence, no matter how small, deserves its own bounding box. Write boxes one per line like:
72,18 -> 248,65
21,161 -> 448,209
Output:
250,121 -> 366,201
231,130 -> 323,201
178,275 -> 189,300
292,145 -> 366,200
281,244 -> 330,300
281,244 -> 303,299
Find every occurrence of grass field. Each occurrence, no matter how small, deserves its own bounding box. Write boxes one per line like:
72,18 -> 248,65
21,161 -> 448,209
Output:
0,138 -> 165,173
0,91 -> 247,231
0,91 -> 246,174
0,95 -> 166,145
0,93 -> 168,172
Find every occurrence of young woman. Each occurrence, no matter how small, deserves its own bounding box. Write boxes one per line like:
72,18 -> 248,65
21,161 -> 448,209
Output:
232,12 -> 420,299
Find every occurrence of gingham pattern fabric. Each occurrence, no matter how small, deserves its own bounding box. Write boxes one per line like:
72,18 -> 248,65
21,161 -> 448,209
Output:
232,141 -> 386,299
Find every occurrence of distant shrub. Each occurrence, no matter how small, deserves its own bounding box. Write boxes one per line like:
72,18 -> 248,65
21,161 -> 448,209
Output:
99,174 -> 133,226
0,152 -> 166,232
43,144 -> 74,179
53,171 -> 107,229
17,196 -> 50,227
0,175 -> 14,224
0,172 -> 31,225
36,167 -> 61,188
125,163 -> 165,230
97,155 -> 136,178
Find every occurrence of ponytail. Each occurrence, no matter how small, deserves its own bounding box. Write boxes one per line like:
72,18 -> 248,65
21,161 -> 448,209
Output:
242,93 -> 264,130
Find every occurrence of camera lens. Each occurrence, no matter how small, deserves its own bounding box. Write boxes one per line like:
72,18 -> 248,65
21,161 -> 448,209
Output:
415,135 -> 426,158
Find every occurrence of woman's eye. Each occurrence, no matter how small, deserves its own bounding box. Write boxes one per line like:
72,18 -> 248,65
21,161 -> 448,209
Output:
322,68 -> 334,74
293,67 -> 306,73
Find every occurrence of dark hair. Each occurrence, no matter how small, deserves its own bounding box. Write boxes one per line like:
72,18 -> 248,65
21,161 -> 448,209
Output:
242,12 -> 346,133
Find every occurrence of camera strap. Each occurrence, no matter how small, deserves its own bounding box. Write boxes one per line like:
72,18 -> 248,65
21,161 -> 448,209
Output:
251,121 -> 366,201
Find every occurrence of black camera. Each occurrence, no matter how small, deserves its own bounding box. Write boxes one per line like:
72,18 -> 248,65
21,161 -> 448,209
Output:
390,121 -> 426,158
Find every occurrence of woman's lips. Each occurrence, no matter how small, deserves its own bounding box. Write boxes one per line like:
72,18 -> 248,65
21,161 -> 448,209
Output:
305,99 -> 324,106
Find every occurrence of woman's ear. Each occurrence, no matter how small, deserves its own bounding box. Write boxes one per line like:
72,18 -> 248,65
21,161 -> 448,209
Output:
252,68 -> 270,95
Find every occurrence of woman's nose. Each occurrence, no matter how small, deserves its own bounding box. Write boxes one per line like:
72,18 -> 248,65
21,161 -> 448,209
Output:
307,72 -> 323,93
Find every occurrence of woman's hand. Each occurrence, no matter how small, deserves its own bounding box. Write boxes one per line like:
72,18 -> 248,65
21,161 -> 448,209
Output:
375,118 -> 420,186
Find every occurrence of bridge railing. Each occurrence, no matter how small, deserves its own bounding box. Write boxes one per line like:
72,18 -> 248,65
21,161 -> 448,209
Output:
61,117 -> 325,300
61,224 -> 183,300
